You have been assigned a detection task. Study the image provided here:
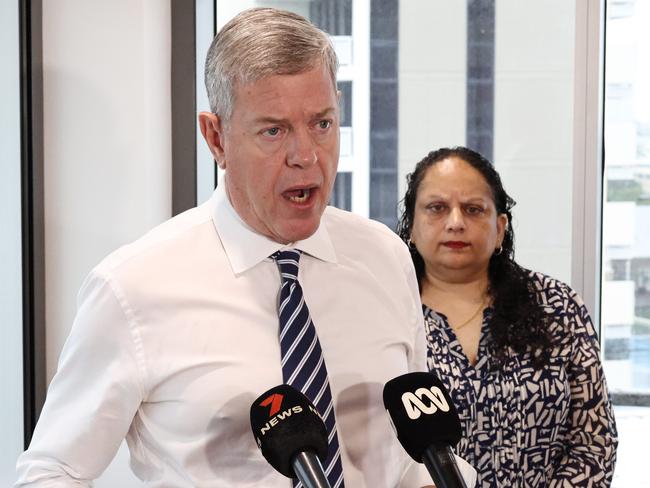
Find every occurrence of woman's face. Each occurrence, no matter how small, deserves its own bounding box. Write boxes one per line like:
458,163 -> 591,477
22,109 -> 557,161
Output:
410,157 -> 508,283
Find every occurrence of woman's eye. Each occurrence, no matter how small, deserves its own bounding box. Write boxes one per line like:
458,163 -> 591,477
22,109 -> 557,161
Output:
427,203 -> 446,213
466,206 -> 484,215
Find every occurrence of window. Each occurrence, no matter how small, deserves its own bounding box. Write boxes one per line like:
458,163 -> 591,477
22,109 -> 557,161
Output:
602,0 -> 650,396
601,1 -> 650,484
398,0 -> 576,284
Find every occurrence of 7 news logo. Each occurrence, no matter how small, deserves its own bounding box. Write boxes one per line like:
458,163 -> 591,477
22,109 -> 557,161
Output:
401,386 -> 450,419
257,392 -> 320,436
260,393 -> 284,417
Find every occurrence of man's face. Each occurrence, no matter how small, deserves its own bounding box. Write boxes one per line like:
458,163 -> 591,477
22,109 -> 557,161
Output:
200,65 -> 340,244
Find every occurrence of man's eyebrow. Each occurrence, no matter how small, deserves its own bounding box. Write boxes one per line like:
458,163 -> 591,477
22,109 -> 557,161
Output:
251,116 -> 289,126
251,107 -> 337,126
313,107 -> 337,118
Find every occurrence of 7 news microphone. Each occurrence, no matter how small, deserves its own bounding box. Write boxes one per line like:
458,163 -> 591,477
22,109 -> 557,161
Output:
383,372 -> 468,488
250,384 -> 332,488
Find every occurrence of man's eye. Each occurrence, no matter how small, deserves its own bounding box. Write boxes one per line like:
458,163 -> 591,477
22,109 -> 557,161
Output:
263,127 -> 281,137
466,206 -> 484,215
317,120 -> 331,130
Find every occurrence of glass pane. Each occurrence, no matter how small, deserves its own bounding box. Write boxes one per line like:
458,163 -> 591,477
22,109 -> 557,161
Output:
398,0 -> 576,283
601,2 -> 650,484
0,0 -> 25,483
310,0 -> 352,35
601,0 -> 650,396
330,172 -> 352,211
338,80 -> 352,127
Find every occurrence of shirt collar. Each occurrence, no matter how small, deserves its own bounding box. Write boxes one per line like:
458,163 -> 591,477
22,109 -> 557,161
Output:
210,177 -> 337,275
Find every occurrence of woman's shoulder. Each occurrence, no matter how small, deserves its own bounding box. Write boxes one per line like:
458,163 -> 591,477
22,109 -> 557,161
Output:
523,269 -> 580,304
422,304 -> 444,325
523,268 -> 593,332
422,304 -> 449,333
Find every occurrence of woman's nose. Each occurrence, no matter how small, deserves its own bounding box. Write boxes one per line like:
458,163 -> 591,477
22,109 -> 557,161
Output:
445,207 -> 465,231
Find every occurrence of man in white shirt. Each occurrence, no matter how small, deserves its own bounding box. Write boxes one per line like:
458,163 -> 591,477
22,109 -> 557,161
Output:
16,8 -> 475,487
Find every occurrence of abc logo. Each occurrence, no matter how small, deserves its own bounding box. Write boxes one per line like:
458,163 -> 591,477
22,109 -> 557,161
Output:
401,386 -> 450,419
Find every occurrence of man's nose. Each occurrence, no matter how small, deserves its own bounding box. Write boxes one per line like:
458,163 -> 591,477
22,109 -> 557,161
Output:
446,207 -> 465,231
287,128 -> 317,168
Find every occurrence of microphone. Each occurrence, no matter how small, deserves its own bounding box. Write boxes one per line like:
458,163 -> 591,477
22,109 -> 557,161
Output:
383,372 -> 467,488
250,384 -> 332,488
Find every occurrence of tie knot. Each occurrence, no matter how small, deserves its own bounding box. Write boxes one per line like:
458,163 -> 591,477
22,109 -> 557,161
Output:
273,249 -> 301,282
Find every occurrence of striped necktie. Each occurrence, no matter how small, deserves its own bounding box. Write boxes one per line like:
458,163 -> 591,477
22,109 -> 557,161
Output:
273,249 -> 345,488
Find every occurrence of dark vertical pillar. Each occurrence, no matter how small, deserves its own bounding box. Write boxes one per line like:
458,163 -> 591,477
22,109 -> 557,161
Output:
171,0 -> 197,215
311,0 -> 354,212
466,0 -> 495,160
369,0 -> 399,230
20,0 -> 46,447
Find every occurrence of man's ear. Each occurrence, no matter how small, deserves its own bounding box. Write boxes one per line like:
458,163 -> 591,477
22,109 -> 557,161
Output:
198,112 -> 227,170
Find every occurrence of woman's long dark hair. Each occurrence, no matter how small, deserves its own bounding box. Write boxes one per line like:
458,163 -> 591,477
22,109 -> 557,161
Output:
396,146 -> 552,366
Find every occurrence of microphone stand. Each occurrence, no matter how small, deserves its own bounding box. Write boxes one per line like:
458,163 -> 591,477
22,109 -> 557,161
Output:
291,451 -> 332,488
422,444 -> 467,488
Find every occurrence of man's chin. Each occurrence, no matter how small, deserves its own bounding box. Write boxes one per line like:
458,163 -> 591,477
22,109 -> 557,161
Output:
275,219 -> 321,244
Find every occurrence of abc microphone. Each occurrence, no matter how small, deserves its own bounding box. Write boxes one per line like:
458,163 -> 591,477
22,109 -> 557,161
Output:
383,372 -> 467,488
250,384 -> 331,488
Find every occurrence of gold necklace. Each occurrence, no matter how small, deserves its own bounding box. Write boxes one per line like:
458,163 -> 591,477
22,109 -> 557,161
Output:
453,295 -> 487,331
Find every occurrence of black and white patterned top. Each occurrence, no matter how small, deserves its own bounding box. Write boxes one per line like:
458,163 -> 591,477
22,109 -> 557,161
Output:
424,271 -> 618,487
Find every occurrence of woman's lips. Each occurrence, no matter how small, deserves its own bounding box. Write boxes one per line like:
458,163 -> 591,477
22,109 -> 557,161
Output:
442,241 -> 470,249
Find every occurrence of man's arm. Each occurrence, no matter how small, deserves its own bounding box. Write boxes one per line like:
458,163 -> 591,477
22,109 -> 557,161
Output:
15,269 -> 144,486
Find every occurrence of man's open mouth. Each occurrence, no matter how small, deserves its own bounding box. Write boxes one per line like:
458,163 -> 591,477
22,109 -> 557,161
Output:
284,188 -> 312,203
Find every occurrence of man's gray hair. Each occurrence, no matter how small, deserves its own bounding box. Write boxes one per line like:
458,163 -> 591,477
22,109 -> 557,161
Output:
205,8 -> 339,123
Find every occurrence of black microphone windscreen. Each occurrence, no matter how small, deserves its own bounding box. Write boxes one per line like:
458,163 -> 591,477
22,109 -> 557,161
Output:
383,372 -> 462,462
250,384 -> 328,478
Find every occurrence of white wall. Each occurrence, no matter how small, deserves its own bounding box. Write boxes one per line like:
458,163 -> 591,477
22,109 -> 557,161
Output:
493,0 -> 576,284
0,0 -> 24,484
42,1 -> 172,485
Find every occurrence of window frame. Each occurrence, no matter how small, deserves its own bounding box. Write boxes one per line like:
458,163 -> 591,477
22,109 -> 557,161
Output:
595,0 -> 650,406
572,0 -> 605,330
19,0 -> 46,448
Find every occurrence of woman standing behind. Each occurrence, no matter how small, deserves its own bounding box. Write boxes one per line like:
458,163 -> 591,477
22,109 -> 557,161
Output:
397,146 -> 617,487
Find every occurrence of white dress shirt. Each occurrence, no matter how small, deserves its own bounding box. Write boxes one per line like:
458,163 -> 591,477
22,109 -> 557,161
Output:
16,182 -> 471,487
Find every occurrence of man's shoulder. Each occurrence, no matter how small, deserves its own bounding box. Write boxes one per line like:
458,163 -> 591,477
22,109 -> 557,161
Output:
323,206 -> 402,243
321,206 -> 411,270
96,202 -> 215,276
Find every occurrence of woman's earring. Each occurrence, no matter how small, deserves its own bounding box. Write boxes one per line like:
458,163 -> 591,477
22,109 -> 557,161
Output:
494,245 -> 503,256
407,238 -> 416,250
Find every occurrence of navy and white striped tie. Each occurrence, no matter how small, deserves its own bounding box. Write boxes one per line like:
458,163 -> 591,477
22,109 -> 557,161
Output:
273,249 -> 345,488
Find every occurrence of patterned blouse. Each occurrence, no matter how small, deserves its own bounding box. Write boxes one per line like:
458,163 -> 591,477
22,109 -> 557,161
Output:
424,271 -> 618,487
